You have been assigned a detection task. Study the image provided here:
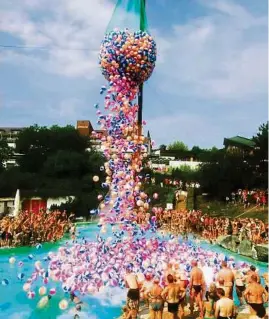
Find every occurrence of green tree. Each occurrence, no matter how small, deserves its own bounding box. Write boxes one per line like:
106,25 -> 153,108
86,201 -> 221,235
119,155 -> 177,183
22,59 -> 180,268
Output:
252,122 -> 268,188
159,144 -> 167,151
0,125 -> 106,217
199,151 -> 254,199
16,125 -> 89,173
0,139 -> 14,170
167,140 -> 189,151
43,150 -> 89,178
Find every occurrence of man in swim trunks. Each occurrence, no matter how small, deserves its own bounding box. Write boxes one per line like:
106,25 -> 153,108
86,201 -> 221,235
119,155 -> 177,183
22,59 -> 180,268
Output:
161,274 -> 185,319
124,265 -> 140,319
217,261 -> 234,299
189,260 -> 205,319
244,274 -> 268,318
164,263 -> 175,282
215,288 -> 235,319
246,265 -> 260,284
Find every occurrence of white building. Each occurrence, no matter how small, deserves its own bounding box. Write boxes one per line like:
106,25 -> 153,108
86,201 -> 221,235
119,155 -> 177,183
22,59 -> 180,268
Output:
0,127 -> 24,167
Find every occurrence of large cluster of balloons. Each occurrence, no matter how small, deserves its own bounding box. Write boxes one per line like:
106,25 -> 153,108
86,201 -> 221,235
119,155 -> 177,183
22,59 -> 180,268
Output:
18,27 -> 158,302
99,29 -> 157,85
93,28 -> 157,230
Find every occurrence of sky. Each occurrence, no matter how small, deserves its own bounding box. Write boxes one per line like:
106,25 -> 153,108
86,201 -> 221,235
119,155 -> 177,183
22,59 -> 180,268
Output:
0,0 -> 267,148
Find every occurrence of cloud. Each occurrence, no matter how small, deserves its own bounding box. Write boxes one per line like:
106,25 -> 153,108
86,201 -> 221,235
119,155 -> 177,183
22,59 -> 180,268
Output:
147,113 -> 224,147
0,0 -> 267,147
0,0 -> 266,99
0,0 -> 114,77
46,98 -> 87,121
153,0 -> 267,101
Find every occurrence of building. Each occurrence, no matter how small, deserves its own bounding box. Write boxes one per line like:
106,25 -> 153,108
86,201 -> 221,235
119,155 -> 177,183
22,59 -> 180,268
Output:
76,120 -> 94,137
223,136 -> 256,155
76,120 -> 107,151
0,127 -> 24,167
149,148 -> 202,172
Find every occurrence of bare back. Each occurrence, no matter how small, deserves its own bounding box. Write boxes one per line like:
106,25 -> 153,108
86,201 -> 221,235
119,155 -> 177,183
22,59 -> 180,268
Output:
162,283 -> 181,303
125,273 -> 138,289
215,297 -> 234,317
150,284 -> 163,300
190,267 -> 204,286
245,283 -> 268,304
218,268 -> 234,286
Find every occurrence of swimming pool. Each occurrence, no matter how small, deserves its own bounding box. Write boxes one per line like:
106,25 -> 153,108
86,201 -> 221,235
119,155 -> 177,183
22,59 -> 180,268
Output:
0,224 -> 268,319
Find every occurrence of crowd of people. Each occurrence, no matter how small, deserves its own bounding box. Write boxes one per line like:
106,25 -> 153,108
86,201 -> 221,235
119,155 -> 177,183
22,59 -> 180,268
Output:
156,209 -> 268,245
226,189 -> 267,208
0,210 -> 74,247
123,260 -> 268,319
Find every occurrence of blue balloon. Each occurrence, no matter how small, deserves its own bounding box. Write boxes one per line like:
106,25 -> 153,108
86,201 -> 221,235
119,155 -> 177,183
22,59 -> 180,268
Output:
17,273 -> 25,280
1,279 -> 9,286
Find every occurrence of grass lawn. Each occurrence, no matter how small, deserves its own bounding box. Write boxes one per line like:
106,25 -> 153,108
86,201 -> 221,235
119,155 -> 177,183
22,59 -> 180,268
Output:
188,195 -> 268,223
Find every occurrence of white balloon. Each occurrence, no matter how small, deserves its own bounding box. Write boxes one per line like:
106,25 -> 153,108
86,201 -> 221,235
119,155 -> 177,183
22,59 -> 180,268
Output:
93,175 -> 99,182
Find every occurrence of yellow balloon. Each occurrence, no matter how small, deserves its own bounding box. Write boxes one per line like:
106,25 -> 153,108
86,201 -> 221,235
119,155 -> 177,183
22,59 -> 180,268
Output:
59,299 -> 69,310
38,286 -> 47,296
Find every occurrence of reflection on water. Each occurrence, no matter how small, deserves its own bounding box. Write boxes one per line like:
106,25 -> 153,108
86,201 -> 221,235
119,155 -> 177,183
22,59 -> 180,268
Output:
0,225 -> 268,319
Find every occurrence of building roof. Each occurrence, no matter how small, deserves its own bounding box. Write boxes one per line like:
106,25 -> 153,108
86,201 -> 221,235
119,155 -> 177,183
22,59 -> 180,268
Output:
224,136 -> 256,148
0,127 -> 24,133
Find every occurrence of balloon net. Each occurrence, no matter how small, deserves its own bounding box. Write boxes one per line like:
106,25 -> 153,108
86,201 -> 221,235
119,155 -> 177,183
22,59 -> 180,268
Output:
106,0 -> 148,33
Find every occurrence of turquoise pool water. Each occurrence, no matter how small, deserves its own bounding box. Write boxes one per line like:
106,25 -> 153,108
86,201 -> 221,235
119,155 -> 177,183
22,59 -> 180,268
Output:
0,225 -> 268,319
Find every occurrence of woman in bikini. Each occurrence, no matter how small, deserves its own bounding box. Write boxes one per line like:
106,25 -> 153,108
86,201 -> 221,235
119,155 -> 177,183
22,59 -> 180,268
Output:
203,292 -> 216,319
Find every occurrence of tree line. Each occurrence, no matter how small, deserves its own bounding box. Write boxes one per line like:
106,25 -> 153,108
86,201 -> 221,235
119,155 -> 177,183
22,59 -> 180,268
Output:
0,122 -> 267,215
0,125 -> 107,218
151,122 -> 268,200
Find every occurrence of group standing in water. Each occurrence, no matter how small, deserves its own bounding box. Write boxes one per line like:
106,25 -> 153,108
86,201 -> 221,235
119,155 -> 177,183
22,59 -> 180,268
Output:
123,259 -> 268,319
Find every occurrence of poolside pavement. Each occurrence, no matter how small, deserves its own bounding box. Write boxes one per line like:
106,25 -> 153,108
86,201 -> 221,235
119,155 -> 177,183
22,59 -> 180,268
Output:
117,303 -> 269,319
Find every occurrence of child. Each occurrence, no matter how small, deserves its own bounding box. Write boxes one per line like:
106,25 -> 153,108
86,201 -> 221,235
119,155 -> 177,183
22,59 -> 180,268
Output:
122,305 -> 132,319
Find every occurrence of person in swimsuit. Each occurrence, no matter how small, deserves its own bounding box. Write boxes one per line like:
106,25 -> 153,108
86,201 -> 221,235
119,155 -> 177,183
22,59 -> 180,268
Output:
190,260 -> 205,319
124,265 -> 140,319
217,261 -> 234,299
203,292 -> 216,319
244,274 -> 268,319
140,273 -> 153,307
246,265 -> 260,284
148,277 -> 163,319
121,305 -> 132,319
161,274 -> 185,319
215,288 -> 235,319
205,283 -> 219,303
